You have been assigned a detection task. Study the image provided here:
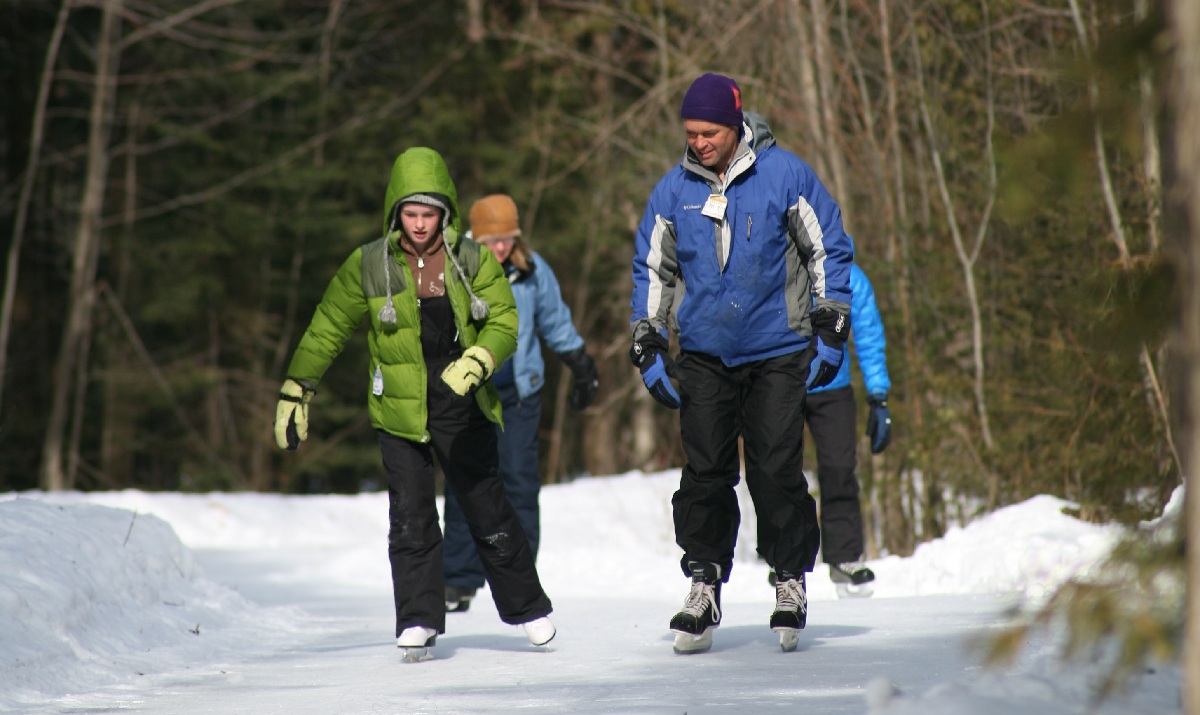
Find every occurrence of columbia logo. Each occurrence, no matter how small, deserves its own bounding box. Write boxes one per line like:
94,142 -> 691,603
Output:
683,204 -> 702,210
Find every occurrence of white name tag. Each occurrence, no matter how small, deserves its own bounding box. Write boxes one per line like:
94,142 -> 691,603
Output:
701,194 -> 727,220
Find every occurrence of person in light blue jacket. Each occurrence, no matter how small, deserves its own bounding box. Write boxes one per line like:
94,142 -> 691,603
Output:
804,261 -> 892,597
443,194 -> 598,613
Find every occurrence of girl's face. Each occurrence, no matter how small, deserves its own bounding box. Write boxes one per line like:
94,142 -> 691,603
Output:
480,236 -> 515,263
398,204 -> 443,253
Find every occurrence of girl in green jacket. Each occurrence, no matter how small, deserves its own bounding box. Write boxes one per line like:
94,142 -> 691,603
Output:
273,147 -> 554,661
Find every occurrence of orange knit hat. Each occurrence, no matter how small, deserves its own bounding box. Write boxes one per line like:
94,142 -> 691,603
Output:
469,194 -> 522,241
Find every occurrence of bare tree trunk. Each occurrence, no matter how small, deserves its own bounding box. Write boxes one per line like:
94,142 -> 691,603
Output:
101,102 -> 139,486
545,30 -> 610,483
837,0 -> 884,229
882,457 -> 913,556
315,0 -> 345,168
41,0 -> 122,491
786,0 -> 829,179
880,1 -> 922,434
809,0 -> 850,217
466,0 -> 485,42
0,0 -> 71,413
252,0 -> 346,491
546,184 -> 601,482
1067,0 -> 1182,479
66,287 -> 97,489
1167,2 -> 1200,710
912,10 -> 997,456
1135,0 -> 1161,253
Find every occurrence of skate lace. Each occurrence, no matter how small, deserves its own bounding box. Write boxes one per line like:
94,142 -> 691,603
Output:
680,580 -> 720,621
775,577 -> 807,613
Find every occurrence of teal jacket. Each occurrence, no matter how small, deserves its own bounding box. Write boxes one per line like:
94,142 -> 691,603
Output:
286,147 -> 518,442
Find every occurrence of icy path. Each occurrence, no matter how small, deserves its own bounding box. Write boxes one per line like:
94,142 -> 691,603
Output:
54,545 -> 1008,715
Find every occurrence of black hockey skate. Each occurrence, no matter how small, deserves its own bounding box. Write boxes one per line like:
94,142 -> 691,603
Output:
769,571 -> 807,652
670,560 -> 722,654
830,561 -> 876,599
445,585 -> 476,613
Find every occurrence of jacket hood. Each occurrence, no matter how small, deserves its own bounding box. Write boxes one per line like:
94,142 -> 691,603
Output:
382,147 -> 462,237
741,110 -> 776,153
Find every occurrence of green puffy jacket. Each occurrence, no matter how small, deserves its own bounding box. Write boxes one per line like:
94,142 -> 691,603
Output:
285,147 -> 517,442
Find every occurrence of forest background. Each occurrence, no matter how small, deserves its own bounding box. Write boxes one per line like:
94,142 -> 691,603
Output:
0,0 -> 1187,562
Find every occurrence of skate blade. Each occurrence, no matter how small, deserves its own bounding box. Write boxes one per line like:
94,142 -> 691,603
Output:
672,628 -> 714,655
835,582 -> 875,599
400,646 -> 433,663
774,628 -> 799,652
526,629 -> 556,648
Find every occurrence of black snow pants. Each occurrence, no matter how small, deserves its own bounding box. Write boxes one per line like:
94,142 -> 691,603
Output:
673,350 -> 821,580
804,386 -> 864,565
379,357 -> 551,636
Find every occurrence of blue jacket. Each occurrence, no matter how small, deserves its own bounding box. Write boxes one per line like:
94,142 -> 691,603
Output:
810,264 -> 891,396
630,111 -> 852,365
499,251 -> 585,400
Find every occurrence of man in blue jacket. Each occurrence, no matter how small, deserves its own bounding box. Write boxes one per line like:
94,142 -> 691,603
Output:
630,73 -> 853,655
804,262 -> 892,597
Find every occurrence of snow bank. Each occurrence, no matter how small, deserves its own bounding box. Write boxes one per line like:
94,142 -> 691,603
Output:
0,498 -> 299,709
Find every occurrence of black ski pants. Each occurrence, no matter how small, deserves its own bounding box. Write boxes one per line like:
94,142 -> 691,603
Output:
379,360 -> 551,636
673,350 -> 821,581
805,386 -> 864,564
442,380 -> 542,591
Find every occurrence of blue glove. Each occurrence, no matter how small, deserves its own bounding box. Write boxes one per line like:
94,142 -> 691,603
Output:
805,307 -> 850,390
866,393 -> 892,454
630,333 -> 680,409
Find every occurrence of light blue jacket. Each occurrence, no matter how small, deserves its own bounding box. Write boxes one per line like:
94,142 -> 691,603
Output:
503,251 -> 585,400
810,263 -> 891,396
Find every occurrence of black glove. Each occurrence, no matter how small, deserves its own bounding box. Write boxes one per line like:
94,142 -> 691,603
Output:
559,346 -> 599,411
629,333 -> 680,409
866,393 -> 892,454
805,307 -> 850,390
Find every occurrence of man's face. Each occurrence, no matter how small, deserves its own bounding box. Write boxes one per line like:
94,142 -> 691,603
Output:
684,119 -> 740,174
398,203 -> 443,252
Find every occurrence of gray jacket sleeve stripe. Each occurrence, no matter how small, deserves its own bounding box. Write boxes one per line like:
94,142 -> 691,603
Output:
644,214 -> 678,334
793,194 -> 828,299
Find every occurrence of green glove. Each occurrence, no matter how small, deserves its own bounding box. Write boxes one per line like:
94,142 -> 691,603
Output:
440,346 -> 496,396
274,378 -> 316,451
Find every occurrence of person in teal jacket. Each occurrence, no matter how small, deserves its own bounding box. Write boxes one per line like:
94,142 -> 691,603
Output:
804,261 -> 892,597
272,148 -> 555,660
443,194 -> 598,613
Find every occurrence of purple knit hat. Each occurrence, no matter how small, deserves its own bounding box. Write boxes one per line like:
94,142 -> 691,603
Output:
679,73 -> 743,127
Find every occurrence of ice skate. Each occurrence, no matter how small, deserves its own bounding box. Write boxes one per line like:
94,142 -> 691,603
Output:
769,572 -> 806,652
522,616 -> 556,648
830,561 -> 875,599
670,560 -> 722,655
397,626 -> 437,662
444,585 -> 476,613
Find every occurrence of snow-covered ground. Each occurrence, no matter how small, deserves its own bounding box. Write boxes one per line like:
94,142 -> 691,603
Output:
0,471 -> 1184,714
